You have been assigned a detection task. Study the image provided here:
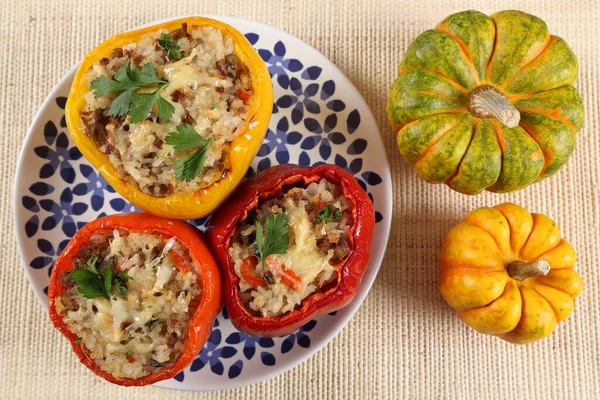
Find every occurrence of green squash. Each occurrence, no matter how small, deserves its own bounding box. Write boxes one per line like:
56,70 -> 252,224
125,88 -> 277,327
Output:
387,10 -> 584,194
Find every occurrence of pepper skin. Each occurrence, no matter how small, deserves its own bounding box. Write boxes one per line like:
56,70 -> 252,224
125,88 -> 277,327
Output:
65,17 -> 273,219
48,213 -> 222,386
206,164 -> 375,337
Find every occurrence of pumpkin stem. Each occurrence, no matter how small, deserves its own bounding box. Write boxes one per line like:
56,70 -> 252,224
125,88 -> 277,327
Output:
469,85 -> 521,128
507,260 -> 551,281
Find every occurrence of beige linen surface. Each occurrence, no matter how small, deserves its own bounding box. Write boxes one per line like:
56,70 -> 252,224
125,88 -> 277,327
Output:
2,0 -> 599,399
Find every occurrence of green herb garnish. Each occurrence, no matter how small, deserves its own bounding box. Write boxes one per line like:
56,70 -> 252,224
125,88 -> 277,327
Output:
90,63 -> 174,123
70,256 -> 130,300
85,255 -> 99,274
317,204 -> 341,224
255,214 -> 289,269
157,34 -> 182,61
112,270 -> 131,296
126,350 -> 132,360
146,319 -> 161,331
165,124 -> 213,182
69,263 -> 107,300
74,337 -> 82,345
263,271 -> 275,284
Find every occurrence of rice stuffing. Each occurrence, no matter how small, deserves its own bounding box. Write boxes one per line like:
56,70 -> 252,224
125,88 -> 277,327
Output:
229,179 -> 353,317
54,230 -> 201,379
81,23 -> 252,197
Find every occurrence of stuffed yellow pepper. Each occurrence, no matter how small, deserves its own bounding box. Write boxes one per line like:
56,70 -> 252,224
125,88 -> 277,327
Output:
66,17 -> 272,219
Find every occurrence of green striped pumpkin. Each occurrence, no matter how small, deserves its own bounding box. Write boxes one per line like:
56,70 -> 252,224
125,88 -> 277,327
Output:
387,10 -> 584,194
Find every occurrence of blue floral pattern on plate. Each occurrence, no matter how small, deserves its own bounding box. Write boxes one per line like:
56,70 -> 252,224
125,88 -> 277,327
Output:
15,18 -> 391,391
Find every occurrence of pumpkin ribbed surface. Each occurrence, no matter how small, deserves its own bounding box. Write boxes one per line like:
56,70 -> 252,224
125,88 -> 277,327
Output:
387,10 -> 584,194
439,203 -> 583,344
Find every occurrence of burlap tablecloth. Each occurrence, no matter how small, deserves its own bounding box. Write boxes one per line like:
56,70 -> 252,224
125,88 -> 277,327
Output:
2,0 -> 599,398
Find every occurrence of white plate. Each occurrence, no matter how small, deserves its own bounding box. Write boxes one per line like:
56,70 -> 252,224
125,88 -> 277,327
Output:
14,15 -> 392,390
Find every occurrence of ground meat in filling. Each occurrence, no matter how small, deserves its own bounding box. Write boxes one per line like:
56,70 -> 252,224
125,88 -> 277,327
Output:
81,23 -> 252,197
55,230 -> 201,379
229,179 -> 353,317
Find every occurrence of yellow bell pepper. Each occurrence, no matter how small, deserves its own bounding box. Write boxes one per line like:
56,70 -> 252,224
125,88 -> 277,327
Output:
65,17 -> 273,219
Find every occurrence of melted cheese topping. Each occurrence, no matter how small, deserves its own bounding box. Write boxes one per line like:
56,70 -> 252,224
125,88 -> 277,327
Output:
82,26 -> 251,197
274,201 -> 334,285
229,182 -> 347,317
163,50 -> 234,92
57,232 -> 200,379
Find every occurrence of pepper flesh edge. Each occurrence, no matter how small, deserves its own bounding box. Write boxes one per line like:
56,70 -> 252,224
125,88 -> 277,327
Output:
47,212 -> 223,386
65,17 -> 273,219
206,164 -> 375,337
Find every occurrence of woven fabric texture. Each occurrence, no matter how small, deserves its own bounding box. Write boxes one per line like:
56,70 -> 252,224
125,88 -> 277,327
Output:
2,0 -> 599,398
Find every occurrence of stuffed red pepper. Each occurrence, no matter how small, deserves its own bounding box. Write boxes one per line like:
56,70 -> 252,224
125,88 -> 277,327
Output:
206,164 -> 375,337
48,213 -> 222,386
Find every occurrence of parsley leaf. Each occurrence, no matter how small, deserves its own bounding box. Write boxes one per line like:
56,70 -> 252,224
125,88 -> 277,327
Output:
86,255 -> 99,274
89,75 -> 128,96
135,62 -> 163,84
113,271 -> 130,296
69,256 -> 131,300
126,90 -> 175,124
70,269 -> 107,299
166,124 -> 209,151
317,204 -> 341,224
156,94 -> 175,123
114,64 -> 131,82
255,214 -> 289,269
128,91 -> 158,123
173,142 -> 213,181
166,124 -> 213,181
103,266 -> 112,296
157,34 -> 182,61
107,88 -> 135,118
89,64 -> 173,123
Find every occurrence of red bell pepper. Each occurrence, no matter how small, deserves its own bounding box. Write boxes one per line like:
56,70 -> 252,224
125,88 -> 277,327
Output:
206,164 -> 375,337
240,256 -> 267,287
48,213 -> 222,386
237,88 -> 252,103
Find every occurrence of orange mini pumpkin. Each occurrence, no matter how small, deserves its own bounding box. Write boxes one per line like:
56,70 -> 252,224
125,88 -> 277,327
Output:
439,202 -> 583,344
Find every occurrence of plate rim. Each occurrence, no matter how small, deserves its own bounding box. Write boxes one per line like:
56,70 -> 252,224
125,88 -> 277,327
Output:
14,63 -> 79,309
13,14 -> 393,391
